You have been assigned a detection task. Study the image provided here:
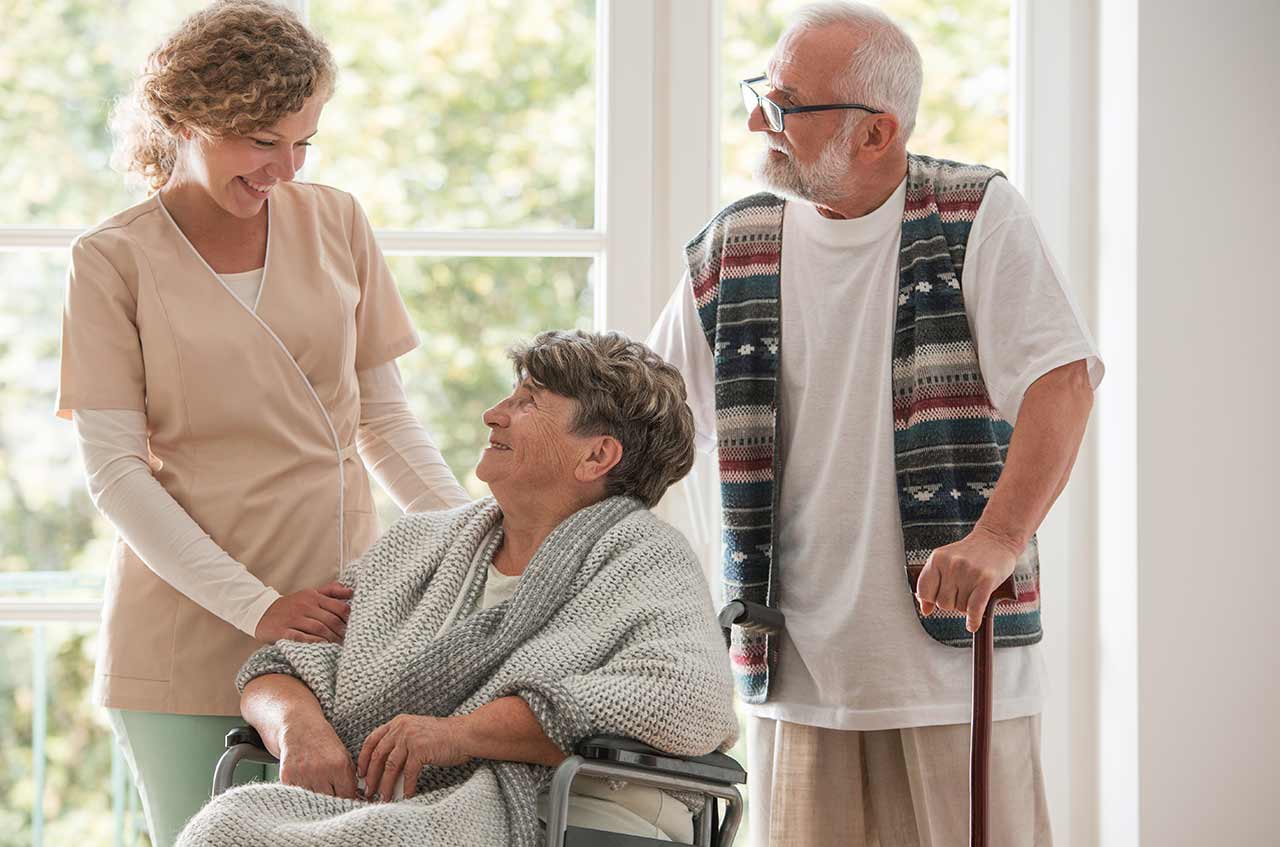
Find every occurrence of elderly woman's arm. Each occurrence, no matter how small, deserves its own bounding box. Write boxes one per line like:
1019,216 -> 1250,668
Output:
456,696 -> 567,766
509,528 -> 739,759
357,695 -> 565,801
236,634 -> 354,797
241,673 -> 360,799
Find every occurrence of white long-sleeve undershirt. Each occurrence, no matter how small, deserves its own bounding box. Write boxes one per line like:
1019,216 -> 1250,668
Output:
353,363 -> 471,513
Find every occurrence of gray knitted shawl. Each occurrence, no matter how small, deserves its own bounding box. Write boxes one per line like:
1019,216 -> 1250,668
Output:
178,496 -> 738,847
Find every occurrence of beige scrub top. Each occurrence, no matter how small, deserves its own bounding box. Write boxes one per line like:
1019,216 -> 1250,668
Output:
57,181 -> 419,715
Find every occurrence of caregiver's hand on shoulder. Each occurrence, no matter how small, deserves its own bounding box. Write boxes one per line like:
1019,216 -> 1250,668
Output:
358,714 -> 469,801
255,581 -> 353,644
915,525 -> 1021,633
279,717 -> 359,800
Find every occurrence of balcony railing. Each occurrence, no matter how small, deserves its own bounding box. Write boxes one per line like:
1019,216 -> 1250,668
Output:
0,571 -> 149,847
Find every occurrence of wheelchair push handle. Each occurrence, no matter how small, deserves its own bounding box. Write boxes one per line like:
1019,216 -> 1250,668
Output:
717,599 -> 785,636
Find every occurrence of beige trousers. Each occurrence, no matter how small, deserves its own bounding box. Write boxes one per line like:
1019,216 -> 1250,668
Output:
746,715 -> 1052,847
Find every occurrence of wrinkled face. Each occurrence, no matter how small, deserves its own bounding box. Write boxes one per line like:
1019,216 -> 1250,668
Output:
179,94 -> 324,218
751,26 -> 863,205
476,380 -> 594,498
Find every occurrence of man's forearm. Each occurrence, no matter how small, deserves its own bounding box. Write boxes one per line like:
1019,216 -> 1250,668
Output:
454,695 -> 567,768
240,674 -> 331,758
976,359 -> 1094,552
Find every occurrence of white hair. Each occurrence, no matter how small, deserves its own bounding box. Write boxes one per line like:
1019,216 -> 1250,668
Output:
785,1 -> 924,141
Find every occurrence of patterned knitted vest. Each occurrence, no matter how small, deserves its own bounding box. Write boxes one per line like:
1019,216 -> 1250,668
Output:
686,154 -> 1043,703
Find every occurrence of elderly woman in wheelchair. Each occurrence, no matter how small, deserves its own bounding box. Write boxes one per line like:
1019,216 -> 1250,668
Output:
179,331 -> 741,847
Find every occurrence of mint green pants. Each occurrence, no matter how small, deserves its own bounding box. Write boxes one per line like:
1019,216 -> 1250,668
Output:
108,709 -> 278,847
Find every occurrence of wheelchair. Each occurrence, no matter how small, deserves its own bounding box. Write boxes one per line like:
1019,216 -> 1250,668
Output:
212,725 -> 746,846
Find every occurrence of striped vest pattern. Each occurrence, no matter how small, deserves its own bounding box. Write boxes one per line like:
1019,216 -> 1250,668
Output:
686,154 -> 1043,704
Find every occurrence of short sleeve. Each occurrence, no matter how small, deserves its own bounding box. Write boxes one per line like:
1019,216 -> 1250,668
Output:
348,193 -> 420,371
962,178 -> 1105,424
56,236 -> 147,420
646,275 -> 718,453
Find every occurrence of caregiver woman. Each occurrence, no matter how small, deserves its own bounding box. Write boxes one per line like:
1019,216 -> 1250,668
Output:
55,2 -> 469,844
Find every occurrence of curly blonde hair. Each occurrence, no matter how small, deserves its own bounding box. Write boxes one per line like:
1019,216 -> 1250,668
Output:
111,0 -> 336,190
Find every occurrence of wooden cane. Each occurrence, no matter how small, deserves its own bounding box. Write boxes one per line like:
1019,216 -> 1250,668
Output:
971,577 -> 1019,847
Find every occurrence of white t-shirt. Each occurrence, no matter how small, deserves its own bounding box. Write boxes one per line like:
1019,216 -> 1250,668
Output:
648,176 -> 1104,730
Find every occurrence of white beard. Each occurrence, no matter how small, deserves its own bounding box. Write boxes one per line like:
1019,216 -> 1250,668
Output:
753,128 -> 854,207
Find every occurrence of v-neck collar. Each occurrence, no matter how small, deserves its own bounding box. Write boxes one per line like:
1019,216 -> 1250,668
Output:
155,190 -> 273,317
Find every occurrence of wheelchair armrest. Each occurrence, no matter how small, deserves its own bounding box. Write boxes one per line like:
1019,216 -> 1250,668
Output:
213,725 -> 278,797
225,725 -> 268,751
574,735 -> 745,785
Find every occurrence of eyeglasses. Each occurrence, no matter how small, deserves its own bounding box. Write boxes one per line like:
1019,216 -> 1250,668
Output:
740,74 -> 885,132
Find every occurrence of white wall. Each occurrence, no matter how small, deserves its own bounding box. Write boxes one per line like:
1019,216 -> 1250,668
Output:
1097,1 -> 1280,844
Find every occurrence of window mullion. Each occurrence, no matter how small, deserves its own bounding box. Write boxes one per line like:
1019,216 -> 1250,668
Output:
596,0 -> 656,339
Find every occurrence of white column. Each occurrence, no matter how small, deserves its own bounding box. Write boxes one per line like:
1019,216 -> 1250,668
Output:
1095,0 -> 1141,843
1017,0 -> 1103,842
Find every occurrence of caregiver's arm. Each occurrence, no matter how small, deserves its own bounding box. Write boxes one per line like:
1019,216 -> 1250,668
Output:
356,362 -> 471,511
73,410 -> 351,642
241,673 -> 359,799
358,696 -> 564,801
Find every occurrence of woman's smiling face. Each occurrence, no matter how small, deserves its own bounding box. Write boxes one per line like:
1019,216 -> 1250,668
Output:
476,380 -> 593,498
177,94 -> 324,218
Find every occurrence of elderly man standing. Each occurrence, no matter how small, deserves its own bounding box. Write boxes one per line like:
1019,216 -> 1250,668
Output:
648,3 -> 1102,846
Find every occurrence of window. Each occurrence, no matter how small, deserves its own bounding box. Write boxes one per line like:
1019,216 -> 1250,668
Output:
305,0 -> 601,510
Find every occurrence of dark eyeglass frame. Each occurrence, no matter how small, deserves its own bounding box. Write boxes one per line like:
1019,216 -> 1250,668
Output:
740,74 -> 885,132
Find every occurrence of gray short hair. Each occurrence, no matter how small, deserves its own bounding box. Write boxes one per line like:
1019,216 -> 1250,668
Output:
786,1 -> 923,141
507,330 -> 696,508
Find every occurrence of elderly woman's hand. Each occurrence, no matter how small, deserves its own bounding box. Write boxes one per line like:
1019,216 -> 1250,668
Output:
278,718 -> 360,800
357,714 -> 469,801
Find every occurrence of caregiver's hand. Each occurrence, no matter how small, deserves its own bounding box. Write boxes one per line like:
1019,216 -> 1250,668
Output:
358,714 -> 469,801
279,716 -> 359,800
255,581 -> 353,644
